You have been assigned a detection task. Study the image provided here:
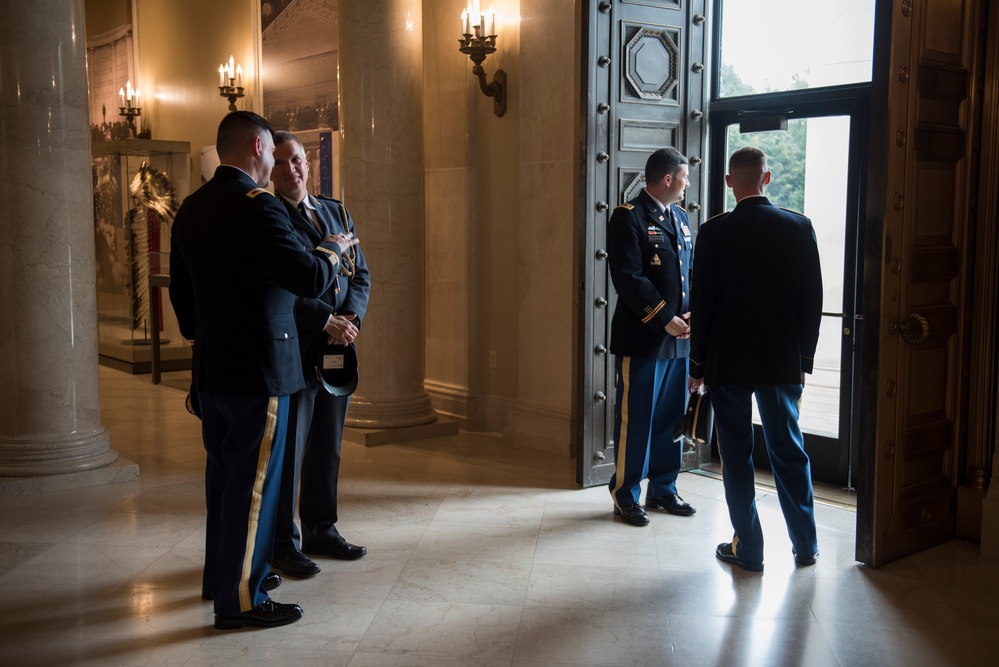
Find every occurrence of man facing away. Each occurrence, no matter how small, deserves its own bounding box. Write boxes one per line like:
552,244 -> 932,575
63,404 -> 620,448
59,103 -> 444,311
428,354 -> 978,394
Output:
688,146 -> 823,572
607,147 -> 698,527
268,130 -> 371,578
169,111 -> 356,629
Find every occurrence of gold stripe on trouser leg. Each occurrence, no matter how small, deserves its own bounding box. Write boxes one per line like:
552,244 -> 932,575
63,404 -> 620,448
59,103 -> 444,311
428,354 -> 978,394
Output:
239,396 -> 279,611
610,357 -> 630,505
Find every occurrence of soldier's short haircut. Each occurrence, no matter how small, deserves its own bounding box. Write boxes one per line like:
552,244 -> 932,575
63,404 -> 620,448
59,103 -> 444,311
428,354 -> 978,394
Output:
728,146 -> 767,175
216,111 -> 274,159
645,147 -> 688,183
273,130 -> 303,150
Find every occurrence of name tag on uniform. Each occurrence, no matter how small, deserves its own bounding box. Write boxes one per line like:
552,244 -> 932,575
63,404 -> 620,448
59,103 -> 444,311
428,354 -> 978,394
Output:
647,225 -> 664,243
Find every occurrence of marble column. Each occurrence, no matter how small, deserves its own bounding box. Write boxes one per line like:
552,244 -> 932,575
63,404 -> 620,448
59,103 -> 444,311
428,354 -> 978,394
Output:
338,0 -> 437,429
0,0 -> 117,475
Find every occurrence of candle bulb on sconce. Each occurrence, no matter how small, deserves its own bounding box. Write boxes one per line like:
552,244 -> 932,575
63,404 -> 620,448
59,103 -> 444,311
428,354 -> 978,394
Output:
457,2 -> 506,117
217,54 -> 245,112
118,79 -> 142,137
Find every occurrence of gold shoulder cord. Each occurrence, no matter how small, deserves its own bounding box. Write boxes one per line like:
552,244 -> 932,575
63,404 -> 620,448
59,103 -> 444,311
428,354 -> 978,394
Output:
337,200 -> 356,281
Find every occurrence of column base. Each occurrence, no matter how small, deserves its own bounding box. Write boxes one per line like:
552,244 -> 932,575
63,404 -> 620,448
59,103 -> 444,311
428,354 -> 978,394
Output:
0,457 -> 138,498
346,392 -> 439,429
0,428 -> 118,477
343,417 -> 459,446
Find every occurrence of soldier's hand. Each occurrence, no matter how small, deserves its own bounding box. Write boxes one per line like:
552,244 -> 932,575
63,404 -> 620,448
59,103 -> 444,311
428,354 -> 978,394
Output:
666,315 -> 690,339
326,232 -> 359,253
324,313 -> 358,346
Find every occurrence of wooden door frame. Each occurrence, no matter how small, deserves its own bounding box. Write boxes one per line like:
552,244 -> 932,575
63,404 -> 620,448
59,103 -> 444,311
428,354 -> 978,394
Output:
856,0 -> 997,565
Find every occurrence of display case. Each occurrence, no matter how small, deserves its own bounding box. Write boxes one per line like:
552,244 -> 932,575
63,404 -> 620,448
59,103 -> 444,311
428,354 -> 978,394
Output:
92,139 -> 191,374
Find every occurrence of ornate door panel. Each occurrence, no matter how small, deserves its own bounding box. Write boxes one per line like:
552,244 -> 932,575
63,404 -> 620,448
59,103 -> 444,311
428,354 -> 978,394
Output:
857,0 -> 981,565
578,0 -> 709,486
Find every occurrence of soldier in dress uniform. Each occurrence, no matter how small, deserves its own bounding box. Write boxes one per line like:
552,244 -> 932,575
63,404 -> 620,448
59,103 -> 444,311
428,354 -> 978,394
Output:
269,131 -> 371,580
170,111 -> 356,629
607,147 -> 698,526
688,146 -> 822,572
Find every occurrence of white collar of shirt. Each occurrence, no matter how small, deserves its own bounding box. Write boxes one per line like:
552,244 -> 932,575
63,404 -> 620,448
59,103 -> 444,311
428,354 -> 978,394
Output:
644,188 -> 669,213
221,164 -> 257,183
280,193 -> 315,210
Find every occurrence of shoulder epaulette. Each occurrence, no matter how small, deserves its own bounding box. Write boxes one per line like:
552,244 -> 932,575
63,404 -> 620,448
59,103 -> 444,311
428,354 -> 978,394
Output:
246,188 -> 273,199
779,207 -> 806,217
703,211 -> 727,225
674,204 -> 686,212
616,203 -> 635,211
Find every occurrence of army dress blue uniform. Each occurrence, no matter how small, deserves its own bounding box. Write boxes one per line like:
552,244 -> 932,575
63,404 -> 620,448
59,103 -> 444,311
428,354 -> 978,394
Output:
607,188 -> 693,509
169,165 -> 341,616
275,193 -> 371,558
689,195 -> 823,567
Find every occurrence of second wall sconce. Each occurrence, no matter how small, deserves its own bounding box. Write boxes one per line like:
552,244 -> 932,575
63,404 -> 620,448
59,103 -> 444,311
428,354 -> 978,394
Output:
118,80 -> 141,137
218,55 -> 245,112
458,2 -> 506,117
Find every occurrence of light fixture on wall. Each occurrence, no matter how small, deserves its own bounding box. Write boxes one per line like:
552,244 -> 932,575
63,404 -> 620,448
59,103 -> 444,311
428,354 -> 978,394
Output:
458,2 -> 506,117
118,81 -> 141,137
218,55 -> 244,112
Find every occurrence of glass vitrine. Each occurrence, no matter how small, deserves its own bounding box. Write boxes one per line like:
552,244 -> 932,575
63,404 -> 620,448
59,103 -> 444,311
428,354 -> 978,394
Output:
91,139 -> 191,374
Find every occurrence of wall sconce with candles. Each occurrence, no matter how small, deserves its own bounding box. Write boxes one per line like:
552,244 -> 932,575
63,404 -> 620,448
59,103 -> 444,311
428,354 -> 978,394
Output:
458,2 -> 506,117
118,81 -> 141,137
218,55 -> 244,112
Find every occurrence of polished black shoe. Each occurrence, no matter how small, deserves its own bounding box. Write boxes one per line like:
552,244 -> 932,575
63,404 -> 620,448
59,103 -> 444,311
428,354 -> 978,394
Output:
613,503 -> 650,526
214,599 -> 303,630
201,572 -> 282,600
302,535 -> 367,560
272,551 -> 321,578
715,542 -> 764,572
262,572 -> 282,591
793,549 -> 819,566
645,494 -> 697,517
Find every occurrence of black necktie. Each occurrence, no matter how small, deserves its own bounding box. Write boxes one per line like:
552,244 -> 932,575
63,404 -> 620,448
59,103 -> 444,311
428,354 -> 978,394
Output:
299,201 -> 322,235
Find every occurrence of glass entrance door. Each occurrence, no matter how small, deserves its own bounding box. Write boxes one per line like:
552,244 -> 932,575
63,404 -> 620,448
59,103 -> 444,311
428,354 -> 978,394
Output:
710,107 -> 865,487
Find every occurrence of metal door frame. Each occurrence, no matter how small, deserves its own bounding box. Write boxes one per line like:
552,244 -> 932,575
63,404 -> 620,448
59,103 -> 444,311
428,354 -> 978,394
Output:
706,89 -> 870,486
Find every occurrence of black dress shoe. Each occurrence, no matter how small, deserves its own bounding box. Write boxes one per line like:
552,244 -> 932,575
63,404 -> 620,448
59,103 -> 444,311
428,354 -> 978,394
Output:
201,572 -> 282,600
645,494 -> 697,516
613,503 -> 650,526
262,572 -> 282,590
214,599 -> 304,630
302,535 -> 367,560
272,551 -> 321,578
715,542 -> 764,572
793,549 -> 819,566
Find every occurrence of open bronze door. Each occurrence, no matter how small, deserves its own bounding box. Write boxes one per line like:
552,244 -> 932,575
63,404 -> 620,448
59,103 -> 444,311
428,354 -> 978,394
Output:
856,0 -> 985,566
577,0 -> 709,486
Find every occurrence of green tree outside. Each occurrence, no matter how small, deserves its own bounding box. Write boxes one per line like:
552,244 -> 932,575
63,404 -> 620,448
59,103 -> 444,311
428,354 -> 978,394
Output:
720,63 -> 808,213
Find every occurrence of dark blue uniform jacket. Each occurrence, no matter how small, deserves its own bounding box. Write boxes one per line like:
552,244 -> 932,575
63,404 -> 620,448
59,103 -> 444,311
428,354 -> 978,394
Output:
608,188 -> 693,359
689,196 -> 823,386
169,166 -> 340,397
281,193 -> 371,378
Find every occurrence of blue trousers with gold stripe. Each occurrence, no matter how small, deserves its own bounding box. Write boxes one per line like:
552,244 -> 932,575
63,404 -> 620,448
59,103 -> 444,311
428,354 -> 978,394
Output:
609,355 -> 688,507
711,384 -> 817,565
199,393 -> 289,614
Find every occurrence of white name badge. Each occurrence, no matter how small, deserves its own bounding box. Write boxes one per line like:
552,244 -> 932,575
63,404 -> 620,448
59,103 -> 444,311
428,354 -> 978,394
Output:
322,354 -> 345,370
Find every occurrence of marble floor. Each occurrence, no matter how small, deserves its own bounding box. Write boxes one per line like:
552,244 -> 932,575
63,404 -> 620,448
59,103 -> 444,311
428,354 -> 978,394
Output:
0,368 -> 996,666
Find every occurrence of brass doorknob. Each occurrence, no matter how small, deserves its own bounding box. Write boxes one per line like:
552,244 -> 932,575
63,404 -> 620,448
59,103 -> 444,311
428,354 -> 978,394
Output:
897,313 -> 929,345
